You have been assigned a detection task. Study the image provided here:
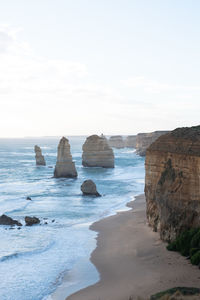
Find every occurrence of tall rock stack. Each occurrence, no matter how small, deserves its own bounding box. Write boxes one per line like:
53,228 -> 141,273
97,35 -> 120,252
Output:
34,145 -> 46,166
145,126 -> 200,242
108,135 -> 124,149
82,135 -> 114,168
54,137 -> 77,178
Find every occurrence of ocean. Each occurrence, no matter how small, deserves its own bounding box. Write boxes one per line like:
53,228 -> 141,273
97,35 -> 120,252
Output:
0,137 -> 145,300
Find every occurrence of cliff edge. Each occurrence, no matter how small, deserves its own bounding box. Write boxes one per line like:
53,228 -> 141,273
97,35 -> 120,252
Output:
145,125 -> 200,241
136,131 -> 169,156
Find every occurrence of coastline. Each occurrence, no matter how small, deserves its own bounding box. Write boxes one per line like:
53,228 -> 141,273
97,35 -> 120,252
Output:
64,194 -> 200,300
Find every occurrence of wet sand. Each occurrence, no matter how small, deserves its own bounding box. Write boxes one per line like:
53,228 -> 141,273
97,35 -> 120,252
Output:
66,194 -> 200,300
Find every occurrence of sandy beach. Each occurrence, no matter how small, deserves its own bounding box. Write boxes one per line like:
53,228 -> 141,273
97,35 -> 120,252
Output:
66,194 -> 200,300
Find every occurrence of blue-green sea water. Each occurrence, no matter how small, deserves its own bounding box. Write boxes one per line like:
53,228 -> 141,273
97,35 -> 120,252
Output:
0,137 -> 145,300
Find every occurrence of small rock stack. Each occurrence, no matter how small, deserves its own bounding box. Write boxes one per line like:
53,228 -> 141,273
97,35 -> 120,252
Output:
34,145 -> 46,166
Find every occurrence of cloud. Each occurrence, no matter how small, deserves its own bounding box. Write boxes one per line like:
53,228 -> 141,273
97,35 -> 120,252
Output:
0,30 -> 13,53
121,76 -> 200,94
0,27 -> 88,98
0,25 -> 199,137
0,25 -> 123,136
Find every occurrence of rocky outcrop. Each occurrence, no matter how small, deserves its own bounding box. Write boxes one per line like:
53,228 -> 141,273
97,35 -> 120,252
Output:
145,126 -> 200,242
54,137 -> 77,178
136,131 -> 169,156
0,215 -> 22,226
25,216 -> 40,226
82,135 -> 114,168
108,136 -> 124,149
34,145 -> 46,166
125,135 -> 137,148
81,180 -> 101,196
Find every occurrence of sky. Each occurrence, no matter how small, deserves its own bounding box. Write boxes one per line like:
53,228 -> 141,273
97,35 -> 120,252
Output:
0,0 -> 200,137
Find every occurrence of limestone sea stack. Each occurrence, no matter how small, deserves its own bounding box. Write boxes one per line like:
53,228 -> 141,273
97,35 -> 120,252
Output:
82,135 -> 114,168
81,180 -> 101,197
125,135 -> 137,148
34,145 -> 46,166
136,130 -> 169,156
54,137 -> 77,178
145,125 -> 200,242
108,135 -> 124,149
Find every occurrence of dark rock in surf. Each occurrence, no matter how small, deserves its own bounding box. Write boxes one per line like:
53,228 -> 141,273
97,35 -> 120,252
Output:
25,216 -> 40,226
0,214 -> 22,226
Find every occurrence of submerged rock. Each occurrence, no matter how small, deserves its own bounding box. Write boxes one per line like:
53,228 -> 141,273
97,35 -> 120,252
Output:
0,215 -> 22,226
25,216 -> 40,226
82,135 -> 114,168
54,137 -> 77,178
81,180 -> 101,197
34,145 -> 46,166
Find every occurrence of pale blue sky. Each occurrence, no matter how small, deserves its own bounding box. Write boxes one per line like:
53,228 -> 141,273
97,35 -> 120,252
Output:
0,0 -> 199,137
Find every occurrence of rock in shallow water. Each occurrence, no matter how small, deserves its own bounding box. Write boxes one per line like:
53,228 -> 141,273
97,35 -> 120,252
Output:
81,180 -> 101,197
82,135 -> 114,168
0,215 -> 22,226
54,137 -> 77,178
25,216 -> 40,226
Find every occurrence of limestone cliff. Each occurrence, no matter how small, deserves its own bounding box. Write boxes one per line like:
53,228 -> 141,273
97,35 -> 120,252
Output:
54,137 -> 77,178
82,135 -> 114,168
108,135 -> 124,149
136,131 -> 169,156
145,126 -> 200,241
34,145 -> 46,166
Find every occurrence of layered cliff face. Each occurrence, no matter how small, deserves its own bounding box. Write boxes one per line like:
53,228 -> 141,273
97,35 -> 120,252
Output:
145,126 -> 200,242
108,135 -> 124,149
136,131 -> 169,156
82,135 -> 114,168
54,137 -> 77,178
34,145 -> 46,166
125,135 -> 137,148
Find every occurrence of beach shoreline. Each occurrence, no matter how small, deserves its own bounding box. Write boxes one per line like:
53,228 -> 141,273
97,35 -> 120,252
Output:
64,194 -> 200,300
